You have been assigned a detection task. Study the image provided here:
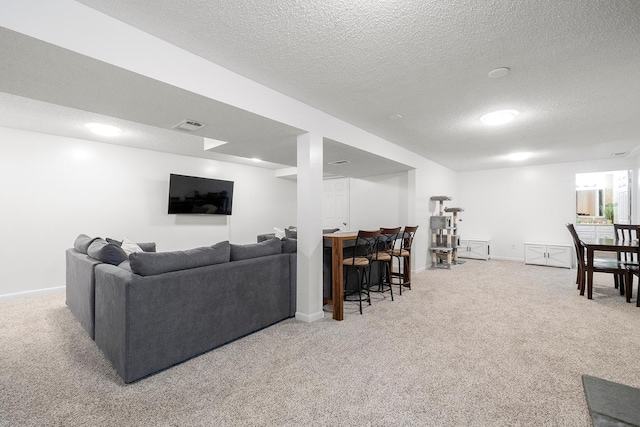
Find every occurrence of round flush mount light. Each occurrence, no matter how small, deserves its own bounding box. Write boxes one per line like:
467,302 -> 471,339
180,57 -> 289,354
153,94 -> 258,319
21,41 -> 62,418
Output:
488,67 -> 510,78
480,110 -> 519,126
85,122 -> 122,137
507,152 -> 531,161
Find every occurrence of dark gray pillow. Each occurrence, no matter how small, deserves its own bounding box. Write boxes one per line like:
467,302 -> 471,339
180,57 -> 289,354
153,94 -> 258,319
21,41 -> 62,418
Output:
137,242 -> 156,253
74,234 -> 99,254
87,239 -> 128,265
230,238 -> 282,261
281,237 -> 297,254
129,240 -> 230,276
284,228 -> 297,239
323,228 -> 340,234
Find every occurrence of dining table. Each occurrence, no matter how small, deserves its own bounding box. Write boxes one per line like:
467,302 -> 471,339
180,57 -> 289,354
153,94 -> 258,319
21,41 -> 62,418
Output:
582,237 -> 639,300
323,231 -> 358,321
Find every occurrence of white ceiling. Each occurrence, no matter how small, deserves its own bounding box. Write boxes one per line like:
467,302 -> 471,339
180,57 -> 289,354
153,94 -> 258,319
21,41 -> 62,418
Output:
3,1 -> 640,172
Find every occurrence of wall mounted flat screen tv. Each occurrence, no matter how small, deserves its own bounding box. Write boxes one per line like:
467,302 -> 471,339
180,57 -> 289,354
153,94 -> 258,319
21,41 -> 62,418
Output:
168,174 -> 234,215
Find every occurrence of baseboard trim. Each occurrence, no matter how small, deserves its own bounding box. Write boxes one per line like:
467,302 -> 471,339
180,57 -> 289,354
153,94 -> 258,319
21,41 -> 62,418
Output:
490,256 -> 524,262
0,286 -> 65,301
295,310 -> 325,323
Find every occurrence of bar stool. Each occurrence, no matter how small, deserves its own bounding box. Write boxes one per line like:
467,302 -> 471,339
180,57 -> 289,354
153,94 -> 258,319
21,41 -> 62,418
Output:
390,226 -> 418,295
370,227 -> 401,301
343,230 -> 380,314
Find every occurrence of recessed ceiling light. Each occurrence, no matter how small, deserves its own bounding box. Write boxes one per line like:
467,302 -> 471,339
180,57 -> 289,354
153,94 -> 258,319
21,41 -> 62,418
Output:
480,110 -> 519,126
85,123 -> 122,137
507,152 -> 531,161
488,67 -> 510,78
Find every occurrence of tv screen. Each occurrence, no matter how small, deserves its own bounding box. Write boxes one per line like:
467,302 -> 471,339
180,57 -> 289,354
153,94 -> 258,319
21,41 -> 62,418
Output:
168,174 -> 234,215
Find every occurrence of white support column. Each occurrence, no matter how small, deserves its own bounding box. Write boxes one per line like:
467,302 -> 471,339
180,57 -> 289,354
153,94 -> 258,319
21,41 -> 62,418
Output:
295,133 -> 325,322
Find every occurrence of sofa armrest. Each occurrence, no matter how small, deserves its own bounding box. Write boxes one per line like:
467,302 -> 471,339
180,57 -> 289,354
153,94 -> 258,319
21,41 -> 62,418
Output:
257,233 -> 276,242
94,264 -> 135,382
66,249 -> 102,339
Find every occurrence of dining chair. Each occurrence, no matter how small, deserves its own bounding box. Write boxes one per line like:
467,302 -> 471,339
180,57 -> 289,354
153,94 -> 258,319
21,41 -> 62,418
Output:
390,226 -> 418,295
566,224 -> 631,300
343,229 -> 381,314
615,224 -> 640,305
369,227 -> 401,301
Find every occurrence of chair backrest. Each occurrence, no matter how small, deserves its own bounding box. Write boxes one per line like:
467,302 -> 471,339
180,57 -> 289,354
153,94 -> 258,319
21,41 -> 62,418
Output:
401,226 -> 419,251
566,223 -> 585,265
378,227 -> 401,252
614,224 -> 640,263
614,223 -> 640,241
349,230 -> 381,261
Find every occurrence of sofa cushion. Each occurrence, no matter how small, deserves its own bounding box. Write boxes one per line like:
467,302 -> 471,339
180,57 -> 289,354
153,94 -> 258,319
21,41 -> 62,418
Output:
323,228 -> 340,234
87,239 -> 128,265
230,238 -> 281,261
74,234 -> 99,254
129,240 -> 230,276
281,237 -> 297,254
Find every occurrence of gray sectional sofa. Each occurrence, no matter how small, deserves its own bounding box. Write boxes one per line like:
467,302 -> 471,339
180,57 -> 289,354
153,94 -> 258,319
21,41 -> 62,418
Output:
66,235 -> 296,383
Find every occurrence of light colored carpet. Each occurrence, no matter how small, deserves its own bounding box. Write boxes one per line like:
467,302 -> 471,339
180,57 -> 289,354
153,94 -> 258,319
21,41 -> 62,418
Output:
1,259 -> 639,426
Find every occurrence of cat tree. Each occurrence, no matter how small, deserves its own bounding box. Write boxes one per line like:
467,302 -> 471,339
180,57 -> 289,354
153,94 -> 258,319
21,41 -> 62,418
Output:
429,196 -> 464,269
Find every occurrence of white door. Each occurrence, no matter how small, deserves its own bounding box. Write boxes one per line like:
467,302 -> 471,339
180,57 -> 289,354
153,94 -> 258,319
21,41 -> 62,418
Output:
323,178 -> 350,231
614,170 -> 630,224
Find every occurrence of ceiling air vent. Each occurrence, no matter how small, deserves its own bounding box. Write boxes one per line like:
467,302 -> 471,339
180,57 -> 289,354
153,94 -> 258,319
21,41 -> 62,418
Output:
328,160 -> 352,166
610,152 -> 628,158
172,119 -> 207,132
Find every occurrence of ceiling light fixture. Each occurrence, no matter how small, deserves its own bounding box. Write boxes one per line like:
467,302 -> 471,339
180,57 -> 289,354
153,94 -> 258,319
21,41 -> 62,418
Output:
488,67 -> 510,78
507,152 -> 531,161
85,123 -> 122,137
480,110 -> 519,126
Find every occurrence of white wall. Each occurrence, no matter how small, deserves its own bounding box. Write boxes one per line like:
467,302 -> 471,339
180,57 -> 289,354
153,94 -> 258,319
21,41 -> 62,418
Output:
0,127 -> 296,296
413,160 -> 459,271
349,172 -> 408,230
457,158 -> 636,261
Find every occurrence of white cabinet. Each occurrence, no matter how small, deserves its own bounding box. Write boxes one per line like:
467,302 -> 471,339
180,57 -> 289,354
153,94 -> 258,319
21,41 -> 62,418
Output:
458,238 -> 491,260
575,224 -> 614,240
524,243 -> 573,269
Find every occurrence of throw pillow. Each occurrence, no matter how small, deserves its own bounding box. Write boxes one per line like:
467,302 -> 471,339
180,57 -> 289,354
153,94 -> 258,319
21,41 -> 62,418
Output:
129,240 -> 230,276
274,227 -> 286,239
74,234 -> 99,254
137,242 -> 157,253
87,238 -> 128,265
121,237 -> 143,256
230,238 -> 281,261
284,228 -> 297,239
106,237 -> 122,246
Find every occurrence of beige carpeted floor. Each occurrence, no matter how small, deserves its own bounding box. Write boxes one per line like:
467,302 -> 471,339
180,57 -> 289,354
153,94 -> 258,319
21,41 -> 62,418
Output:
1,259 -> 639,426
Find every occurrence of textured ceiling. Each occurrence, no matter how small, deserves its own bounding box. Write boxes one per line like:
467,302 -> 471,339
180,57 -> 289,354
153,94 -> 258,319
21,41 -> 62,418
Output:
73,0 -> 640,171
